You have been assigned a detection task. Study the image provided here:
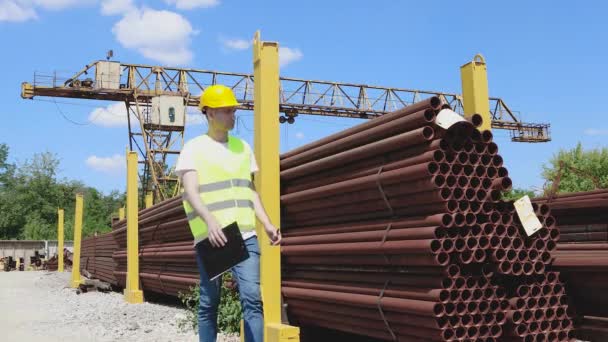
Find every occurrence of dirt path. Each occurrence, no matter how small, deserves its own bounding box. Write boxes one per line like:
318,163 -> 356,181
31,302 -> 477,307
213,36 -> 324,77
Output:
0,271 -> 238,342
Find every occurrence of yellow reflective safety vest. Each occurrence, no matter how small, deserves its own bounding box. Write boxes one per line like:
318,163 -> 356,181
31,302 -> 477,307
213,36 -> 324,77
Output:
181,134 -> 256,245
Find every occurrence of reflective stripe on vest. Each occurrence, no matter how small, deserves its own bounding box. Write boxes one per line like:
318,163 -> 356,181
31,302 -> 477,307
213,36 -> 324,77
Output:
184,199 -> 254,220
199,179 -> 253,192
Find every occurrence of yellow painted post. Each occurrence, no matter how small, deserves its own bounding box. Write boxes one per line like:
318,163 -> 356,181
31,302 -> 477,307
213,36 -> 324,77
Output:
57,208 -> 64,272
124,151 -> 144,304
145,192 -> 154,208
119,207 -> 125,220
461,54 -> 491,131
70,194 -> 84,288
253,31 -> 300,342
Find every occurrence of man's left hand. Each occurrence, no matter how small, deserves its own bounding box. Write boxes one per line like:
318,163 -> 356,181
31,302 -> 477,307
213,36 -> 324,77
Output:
264,223 -> 281,246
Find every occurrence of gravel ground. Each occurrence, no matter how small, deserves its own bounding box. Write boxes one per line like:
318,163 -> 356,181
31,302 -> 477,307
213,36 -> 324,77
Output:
0,271 -> 239,342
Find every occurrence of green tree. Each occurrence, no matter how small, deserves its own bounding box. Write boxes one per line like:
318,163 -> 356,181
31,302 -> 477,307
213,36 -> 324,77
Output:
16,152 -> 64,239
0,143 -> 16,189
502,188 -> 537,201
0,144 -> 125,240
542,143 -> 608,194
22,212 -> 54,240
0,143 -> 18,238
82,187 -> 124,237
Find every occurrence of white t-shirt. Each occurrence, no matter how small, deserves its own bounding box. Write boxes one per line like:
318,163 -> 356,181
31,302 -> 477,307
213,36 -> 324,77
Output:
175,134 -> 259,240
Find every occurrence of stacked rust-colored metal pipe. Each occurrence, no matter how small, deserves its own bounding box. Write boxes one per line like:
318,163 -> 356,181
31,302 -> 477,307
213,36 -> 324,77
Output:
572,316 -> 608,341
534,189 -> 608,338
494,272 -> 574,342
71,95 -> 580,340
280,97 -> 572,341
81,232 -> 118,286
535,190 -> 608,243
550,243 -> 608,318
111,197 -> 198,297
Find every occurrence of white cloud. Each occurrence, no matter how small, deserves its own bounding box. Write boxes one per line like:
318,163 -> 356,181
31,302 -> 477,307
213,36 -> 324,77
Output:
165,0 -> 219,10
86,154 -> 125,174
100,0 -> 135,15
0,1 -> 37,22
112,8 -> 196,65
295,132 -> 305,139
221,38 -> 251,51
0,0 -> 92,22
279,47 -> 303,67
218,38 -> 303,67
88,102 -> 136,127
584,128 -> 608,136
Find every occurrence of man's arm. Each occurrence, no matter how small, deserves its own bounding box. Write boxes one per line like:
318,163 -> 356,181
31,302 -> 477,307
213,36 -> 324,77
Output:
181,170 -> 227,247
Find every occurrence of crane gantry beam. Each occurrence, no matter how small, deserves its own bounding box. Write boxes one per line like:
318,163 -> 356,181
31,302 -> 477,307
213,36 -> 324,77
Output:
21,60 -> 551,200
23,60 -> 550,140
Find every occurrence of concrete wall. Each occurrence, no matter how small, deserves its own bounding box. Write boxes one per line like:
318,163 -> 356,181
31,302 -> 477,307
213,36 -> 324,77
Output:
46,240 -> 74,258
0,240 -> 74,267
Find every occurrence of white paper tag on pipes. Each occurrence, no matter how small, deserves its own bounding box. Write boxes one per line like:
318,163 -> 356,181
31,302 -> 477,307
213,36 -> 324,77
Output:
514,195 -> 543,236
435,109 -> 467,129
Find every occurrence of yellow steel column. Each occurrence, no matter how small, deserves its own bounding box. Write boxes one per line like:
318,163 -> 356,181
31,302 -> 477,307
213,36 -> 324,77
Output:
145,192 -> 154,208
57,208 -> 64,272
119,207 -> 125,220
253,30 -> 300,342
461,54 -> 491,131
70,194 -> 84,288
124,151 -> 144,303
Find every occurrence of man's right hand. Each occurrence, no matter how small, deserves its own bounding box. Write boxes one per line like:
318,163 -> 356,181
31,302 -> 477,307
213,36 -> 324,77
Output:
207,217 -> 228,248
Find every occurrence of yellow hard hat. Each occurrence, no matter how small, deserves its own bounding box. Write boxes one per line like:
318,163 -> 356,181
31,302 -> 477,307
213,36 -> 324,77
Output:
199,85 -> 241,111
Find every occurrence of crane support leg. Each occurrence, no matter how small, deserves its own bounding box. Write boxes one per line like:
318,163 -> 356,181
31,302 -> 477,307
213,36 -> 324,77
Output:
252,31 -> 300,342
461,54 -> 491,131
124,150 -> 144,304
57,208 -> 64,272
70,193 -> 84,288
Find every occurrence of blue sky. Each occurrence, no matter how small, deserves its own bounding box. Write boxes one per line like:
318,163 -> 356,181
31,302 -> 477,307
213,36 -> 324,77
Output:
1,0 -> 607,194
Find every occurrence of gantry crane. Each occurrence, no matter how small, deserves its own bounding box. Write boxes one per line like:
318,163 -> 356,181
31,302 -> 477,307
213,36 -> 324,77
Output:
21,59 -> 550,201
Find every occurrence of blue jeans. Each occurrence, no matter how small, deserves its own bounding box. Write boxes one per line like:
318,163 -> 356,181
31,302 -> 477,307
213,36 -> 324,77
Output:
195,236 -> 264,342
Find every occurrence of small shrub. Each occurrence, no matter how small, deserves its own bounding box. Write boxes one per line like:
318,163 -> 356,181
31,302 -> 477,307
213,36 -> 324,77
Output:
177,273 -> 243,334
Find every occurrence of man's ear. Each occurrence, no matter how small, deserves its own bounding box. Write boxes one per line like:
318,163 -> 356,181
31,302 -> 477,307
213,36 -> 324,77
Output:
205,107 -> 213,119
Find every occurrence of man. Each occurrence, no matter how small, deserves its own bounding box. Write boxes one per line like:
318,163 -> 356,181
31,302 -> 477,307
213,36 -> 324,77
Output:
175,84 -> 281,342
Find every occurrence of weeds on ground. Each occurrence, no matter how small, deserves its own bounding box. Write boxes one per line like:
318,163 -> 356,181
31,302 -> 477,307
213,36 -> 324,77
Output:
177,273 -> 242,334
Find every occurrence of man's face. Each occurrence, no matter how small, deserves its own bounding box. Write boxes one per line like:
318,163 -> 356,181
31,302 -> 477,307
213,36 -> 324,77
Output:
206,107 -> 236,131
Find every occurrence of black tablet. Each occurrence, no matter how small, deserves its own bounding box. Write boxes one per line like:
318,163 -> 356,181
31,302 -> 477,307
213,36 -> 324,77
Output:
198,222 -> 250,281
